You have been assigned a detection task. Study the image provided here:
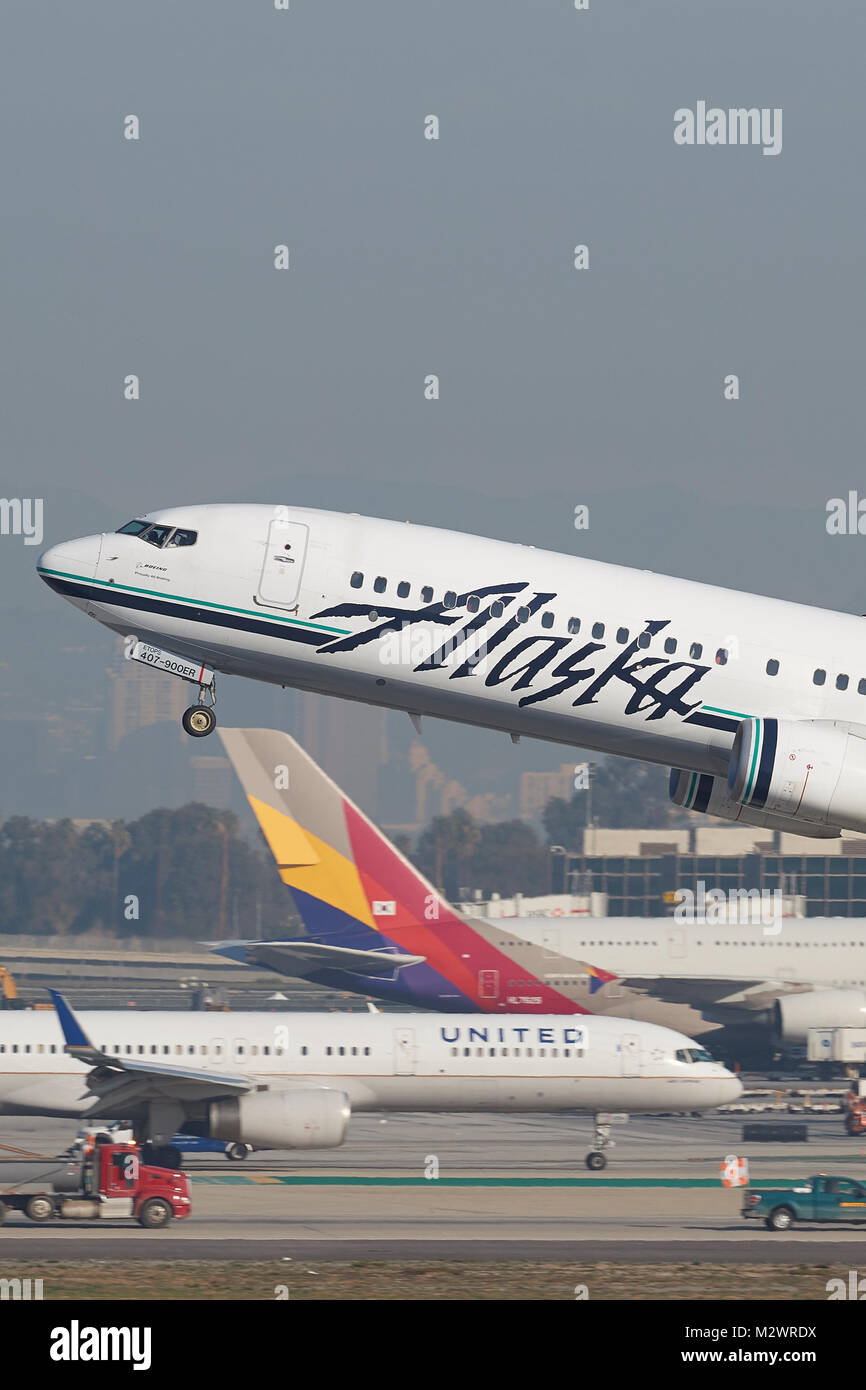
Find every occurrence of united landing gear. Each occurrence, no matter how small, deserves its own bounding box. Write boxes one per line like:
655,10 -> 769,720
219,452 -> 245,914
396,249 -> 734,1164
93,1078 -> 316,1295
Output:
585,1113 -> 622,1170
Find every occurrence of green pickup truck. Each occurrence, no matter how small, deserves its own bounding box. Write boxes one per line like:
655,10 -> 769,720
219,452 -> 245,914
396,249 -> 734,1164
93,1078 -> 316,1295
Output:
743,1176 -> 866,1230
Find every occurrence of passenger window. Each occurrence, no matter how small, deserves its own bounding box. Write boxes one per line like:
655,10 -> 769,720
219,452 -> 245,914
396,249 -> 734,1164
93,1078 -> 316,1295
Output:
860,679 -> 866,695
397,581 -> 410,598
592,622 -> 604,639
715,648 -> 728,665
516,607 -> 530,623
490,600 -> 504,618
814,669 -> 826,686
541,612 -> 554,629
568,617 -> 581,635
637,632 -> 650,648
443,591 -> 457,608
350,572 -> 363,588
689,642 -> 702,659
466,595 -> 480,613
767,659 -> 779,676
837,673 -> 849,690
664,637 -> 677,654
373,576 -> 387,594
616,627 -> 629,644
421,586 -> 433,604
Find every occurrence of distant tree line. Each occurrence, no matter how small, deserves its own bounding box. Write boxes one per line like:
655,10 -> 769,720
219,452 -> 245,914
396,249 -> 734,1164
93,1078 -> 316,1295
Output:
0,805 -> 298,940
0,760 -> 673,936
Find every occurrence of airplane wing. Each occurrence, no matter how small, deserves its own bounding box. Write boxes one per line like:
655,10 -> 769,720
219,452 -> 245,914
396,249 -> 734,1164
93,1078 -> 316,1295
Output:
614,975 -> 807,1011
207,938 -> 425,978
50,990 -> 254,1115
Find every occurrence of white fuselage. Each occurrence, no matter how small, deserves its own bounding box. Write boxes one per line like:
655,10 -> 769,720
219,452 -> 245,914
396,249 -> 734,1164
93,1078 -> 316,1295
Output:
0,1010 -> 739,1120
502,917 -> 866,991
37,504 -> 866,787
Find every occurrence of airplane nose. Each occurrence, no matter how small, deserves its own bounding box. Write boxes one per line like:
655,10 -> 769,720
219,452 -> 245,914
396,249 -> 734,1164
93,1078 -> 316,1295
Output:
38,535 -> 102,583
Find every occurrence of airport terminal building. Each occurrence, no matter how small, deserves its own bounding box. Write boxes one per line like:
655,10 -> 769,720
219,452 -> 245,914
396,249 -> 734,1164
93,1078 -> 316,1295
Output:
553,826 -> 866,919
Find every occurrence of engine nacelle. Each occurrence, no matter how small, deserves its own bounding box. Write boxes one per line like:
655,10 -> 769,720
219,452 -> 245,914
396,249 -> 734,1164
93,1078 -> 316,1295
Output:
669,768 -> 840,838
728,718 -> 866,834
208,1088 -> 351,1150
774,990 -> 866,1044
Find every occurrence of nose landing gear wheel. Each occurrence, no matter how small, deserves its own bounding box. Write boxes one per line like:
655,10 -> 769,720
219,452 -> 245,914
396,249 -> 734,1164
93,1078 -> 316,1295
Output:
586,1151 -> 607,1171
182,705 -> 216,737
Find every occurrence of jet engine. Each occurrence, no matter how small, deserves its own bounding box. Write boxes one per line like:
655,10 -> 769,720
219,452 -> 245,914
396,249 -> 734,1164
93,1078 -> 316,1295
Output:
207,1088 -> 351,1150
774,990 -> 866,1044
727,718 -> 866,835
669,768 -> 840,838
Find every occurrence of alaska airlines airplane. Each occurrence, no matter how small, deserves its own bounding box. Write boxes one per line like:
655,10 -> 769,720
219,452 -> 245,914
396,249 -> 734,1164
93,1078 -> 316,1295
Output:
0,993 -> 740,1169
211,729 -> 866,1056
37,503 -> 866,837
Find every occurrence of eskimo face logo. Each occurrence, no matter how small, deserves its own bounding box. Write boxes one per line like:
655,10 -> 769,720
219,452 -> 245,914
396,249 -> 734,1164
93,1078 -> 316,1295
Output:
311,581 -> 710,723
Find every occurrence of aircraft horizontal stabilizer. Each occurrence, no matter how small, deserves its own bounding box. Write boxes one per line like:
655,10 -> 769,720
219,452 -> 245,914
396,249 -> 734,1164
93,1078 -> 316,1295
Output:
208,938 -> 425,978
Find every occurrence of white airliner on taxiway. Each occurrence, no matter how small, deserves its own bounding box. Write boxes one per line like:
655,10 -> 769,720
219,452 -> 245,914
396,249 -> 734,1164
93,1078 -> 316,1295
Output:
37,503 -> 866,837
0,993 -> 740,1169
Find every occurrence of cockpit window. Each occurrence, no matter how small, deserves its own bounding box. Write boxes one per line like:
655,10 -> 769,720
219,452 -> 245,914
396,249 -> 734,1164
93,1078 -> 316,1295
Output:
115,520 -> 197,549
675,1047 -> 715,1064
139,524 -> 173,548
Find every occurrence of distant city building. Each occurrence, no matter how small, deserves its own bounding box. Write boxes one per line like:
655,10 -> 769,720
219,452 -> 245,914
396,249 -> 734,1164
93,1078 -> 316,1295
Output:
190,755 -> 233,809
408,740 -> 514,824
298,691 -> 387,815
520,763 -> 576,820
108,649 -> 187,750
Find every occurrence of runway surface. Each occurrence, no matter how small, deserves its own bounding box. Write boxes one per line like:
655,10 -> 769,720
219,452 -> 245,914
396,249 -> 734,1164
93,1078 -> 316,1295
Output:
2,1110 -> 866,1261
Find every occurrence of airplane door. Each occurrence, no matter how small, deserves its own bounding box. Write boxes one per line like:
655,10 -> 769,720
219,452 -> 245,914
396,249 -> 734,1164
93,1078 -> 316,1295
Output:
541,930 -> 561,957
478,969 -> 499,999
393,1028 -> 416,1075
620,1034 -> 641,1077
257,517 -> 309,609
209,1038 -> 226,1066
231,1037 -> 249,1065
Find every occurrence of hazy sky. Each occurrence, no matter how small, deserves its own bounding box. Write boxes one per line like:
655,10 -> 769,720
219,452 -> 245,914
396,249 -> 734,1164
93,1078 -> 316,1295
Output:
3,1 -> 865,819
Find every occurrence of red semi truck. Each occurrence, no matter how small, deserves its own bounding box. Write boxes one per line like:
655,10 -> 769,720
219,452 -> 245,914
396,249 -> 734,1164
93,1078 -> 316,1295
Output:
0,1138 -> 191,1229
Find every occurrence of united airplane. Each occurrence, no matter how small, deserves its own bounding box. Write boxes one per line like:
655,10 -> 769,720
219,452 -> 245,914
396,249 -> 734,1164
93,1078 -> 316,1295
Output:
37,503 -> 866,837
212,728 -> 866,1058
0,993 -> 740,1170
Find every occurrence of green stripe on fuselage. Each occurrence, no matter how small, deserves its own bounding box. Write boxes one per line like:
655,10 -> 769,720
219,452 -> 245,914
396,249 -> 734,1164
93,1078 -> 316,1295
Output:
37,567 -> 351,637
